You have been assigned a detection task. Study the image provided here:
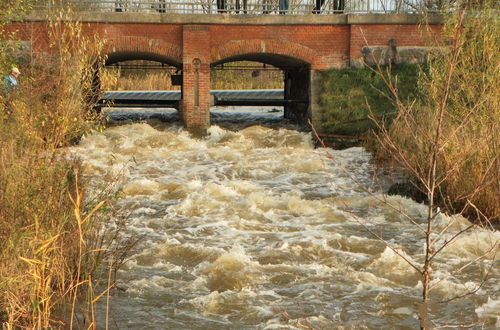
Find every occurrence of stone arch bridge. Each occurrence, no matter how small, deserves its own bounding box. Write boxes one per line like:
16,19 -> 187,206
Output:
5,11 -> 442,129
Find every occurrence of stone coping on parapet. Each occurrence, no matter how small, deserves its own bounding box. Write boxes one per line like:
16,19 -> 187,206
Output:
24,11 -> 443,25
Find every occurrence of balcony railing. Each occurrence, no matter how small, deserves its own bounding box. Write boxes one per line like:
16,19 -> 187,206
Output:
34,0 -> 435,15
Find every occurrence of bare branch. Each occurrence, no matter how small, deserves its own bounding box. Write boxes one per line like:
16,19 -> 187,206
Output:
343,204 -> 424,275
429,240 -> 498,292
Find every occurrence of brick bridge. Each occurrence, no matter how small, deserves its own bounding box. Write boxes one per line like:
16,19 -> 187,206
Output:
6,11 -> 442,129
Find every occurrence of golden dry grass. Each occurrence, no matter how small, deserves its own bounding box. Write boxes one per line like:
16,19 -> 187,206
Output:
375,0 -> 499,223
1,13 -> 127,328
101,61 -> 283,91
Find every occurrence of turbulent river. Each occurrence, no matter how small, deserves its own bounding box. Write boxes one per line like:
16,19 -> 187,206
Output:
68,108 -> 499,329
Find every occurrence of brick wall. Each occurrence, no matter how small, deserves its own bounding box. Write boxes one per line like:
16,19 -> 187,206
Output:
210,25 -> 350,69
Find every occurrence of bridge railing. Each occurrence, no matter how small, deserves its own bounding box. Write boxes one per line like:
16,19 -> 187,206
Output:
34,0 -> 433,14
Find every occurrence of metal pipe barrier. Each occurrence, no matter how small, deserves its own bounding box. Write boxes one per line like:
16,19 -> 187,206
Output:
34,0 -> 435,14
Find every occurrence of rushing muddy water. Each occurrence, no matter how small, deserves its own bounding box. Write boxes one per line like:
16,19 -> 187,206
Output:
68,109 -> 499,329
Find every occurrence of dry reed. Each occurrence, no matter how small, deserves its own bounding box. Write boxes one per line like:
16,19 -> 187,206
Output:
371,3 -> 499,325
102,61 -> 283,91
373,0 -> 499,224
1,10 -> 129,328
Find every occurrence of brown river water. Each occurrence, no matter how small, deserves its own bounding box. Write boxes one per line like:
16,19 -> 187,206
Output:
68,108 -> 499,329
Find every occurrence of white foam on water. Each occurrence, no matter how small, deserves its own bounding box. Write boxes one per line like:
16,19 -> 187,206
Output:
67,123 -> 499,328
437,225 -> 499,260
202,245 -> 262,292
189,288 -> 262,316
350,271 -> 399,292
368,247 -> 421,286
475,297 -> 500,327
122,178 -> 160,196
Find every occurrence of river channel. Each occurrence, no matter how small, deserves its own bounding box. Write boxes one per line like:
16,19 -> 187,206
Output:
68,108 -> 499,329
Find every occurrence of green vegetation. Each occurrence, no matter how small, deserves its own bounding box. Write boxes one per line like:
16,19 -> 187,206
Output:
0,0 -> 32,24
317,63 -> 422,135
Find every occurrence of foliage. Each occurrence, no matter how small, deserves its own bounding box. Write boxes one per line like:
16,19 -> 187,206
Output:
0,0 -> 33,24
0,0 -> 34,75
318,63 -> 422,135
380,0 -> 499,223
0,9 -> 130,328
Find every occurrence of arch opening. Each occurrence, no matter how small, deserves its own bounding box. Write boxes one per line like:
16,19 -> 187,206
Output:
97,51 -> 183,122
211,53 -> 311,126
212,52 -> 309,70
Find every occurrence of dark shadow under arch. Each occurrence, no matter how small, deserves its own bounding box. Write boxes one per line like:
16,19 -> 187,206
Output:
212,52 -> 309,71
105,51 -> 182,69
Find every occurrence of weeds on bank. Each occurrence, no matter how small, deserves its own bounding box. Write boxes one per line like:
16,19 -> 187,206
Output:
1,9 -> 130,328
372,0 -> 499,225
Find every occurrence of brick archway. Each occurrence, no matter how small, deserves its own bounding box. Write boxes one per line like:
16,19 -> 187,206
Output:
104,36 -> 182,67
211,39 -> 313,123
211,39 -> 316,68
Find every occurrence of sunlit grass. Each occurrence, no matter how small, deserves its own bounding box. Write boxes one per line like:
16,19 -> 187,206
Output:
101,61 -> 283,91
0,11 -> 129,328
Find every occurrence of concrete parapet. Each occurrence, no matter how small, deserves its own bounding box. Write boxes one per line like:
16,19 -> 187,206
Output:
25,11 -> 442,25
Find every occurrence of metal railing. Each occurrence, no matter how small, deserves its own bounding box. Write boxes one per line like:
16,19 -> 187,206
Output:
35,0 -> 432,14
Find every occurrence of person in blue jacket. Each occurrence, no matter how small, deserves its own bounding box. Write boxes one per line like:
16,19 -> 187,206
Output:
3,67 -> 21,93
2,67 -> 20,117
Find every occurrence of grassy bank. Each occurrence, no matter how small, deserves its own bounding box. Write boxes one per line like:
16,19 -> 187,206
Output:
315,3 -> 498,223
317,63 -> 422,136
0,15 -> 125,328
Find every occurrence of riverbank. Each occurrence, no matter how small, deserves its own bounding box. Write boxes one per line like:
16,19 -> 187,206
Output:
316,63 -> 422,137
368,3 -> 499,227
0,15 -> 125,327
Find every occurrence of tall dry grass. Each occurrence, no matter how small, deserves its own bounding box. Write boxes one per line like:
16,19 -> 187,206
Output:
102,61 -> 283,91
360,3 -> 499,325
211,62 -> 283,89
373,0 -> 499,223
102,66 -> 181,90
1,11 -> 129,328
